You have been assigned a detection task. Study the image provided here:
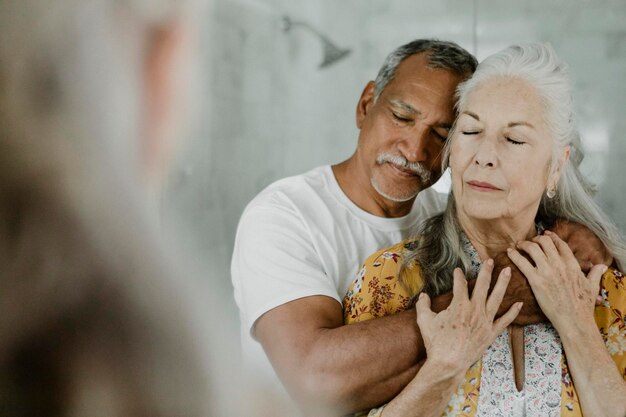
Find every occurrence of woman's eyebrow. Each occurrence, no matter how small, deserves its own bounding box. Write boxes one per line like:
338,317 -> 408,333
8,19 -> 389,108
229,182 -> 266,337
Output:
508,121 -> 535,129
462,111 -> 480,120
461,111 -> 535,130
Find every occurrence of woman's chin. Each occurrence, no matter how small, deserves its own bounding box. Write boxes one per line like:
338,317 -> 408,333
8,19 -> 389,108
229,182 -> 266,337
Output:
458,203 -> 504,222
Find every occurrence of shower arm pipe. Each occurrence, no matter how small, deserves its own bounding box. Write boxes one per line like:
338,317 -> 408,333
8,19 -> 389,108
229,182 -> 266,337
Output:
282,16 -> 335,46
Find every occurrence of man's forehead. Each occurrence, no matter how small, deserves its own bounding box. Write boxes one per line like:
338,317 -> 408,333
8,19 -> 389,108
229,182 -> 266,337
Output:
383,61 -> 461,106
387,97 -> 455,128
394,54 -> 462,83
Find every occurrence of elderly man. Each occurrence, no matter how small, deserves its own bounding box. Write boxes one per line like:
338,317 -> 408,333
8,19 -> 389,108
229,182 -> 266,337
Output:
233,40 -> 472,414
232,38 -> 611,416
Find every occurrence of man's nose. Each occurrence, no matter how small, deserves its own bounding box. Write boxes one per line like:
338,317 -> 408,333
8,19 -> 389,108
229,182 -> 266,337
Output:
399,126 -> 429,163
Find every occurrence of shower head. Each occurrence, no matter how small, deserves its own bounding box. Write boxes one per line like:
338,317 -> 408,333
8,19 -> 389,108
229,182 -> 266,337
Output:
282,16 -> 351,69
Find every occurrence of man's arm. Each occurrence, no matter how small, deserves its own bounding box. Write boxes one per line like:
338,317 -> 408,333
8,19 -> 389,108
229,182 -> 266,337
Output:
255,296 -> 423,415
549,219 -> 614,270
232,202 -> 425,415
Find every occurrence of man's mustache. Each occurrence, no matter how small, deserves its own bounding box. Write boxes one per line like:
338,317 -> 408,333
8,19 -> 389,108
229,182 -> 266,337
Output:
376,153 -> 432,183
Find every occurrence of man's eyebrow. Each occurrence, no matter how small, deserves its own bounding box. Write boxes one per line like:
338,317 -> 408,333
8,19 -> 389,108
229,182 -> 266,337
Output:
389,99 -> 419,115
389,99 -> 452,128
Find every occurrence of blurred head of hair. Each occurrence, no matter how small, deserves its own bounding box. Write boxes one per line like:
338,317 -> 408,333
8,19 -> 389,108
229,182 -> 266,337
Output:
0,1 -> 241,416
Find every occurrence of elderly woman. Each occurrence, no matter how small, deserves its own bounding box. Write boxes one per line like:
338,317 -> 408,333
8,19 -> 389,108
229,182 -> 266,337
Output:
343,43 -> 626,417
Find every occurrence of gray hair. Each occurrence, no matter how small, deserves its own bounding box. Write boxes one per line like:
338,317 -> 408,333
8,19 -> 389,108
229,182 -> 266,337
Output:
0,1 -> 233,416
402,43 -> 626,297
0,0 -> 201,177
373,39 -> 478,101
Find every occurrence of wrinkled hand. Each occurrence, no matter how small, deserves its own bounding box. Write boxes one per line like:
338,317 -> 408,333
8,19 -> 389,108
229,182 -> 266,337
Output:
507,231 -> 608,331
549,220 -> 613,273
416,260 -> 522,373
429,254 -> 546,326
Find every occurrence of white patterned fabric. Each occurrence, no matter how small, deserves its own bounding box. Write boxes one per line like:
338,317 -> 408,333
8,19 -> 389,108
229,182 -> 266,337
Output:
477,323 -> 562,417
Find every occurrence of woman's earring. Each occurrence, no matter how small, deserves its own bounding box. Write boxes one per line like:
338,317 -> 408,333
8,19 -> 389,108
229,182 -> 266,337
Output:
546,186 -> 556,199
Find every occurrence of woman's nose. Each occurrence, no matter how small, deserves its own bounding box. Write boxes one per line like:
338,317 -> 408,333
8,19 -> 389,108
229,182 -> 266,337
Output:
473,139 -> 497,167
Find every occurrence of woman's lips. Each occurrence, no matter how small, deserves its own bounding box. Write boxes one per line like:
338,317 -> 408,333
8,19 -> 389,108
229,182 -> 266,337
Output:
467,180 -> 501,191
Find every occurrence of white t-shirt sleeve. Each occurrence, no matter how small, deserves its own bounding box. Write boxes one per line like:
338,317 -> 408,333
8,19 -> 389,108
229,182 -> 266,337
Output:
231,200 -> 340,339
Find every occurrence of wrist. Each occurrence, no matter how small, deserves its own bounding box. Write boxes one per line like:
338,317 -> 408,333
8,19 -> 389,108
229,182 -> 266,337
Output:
422,356 -> 468,383
555,317 -> 599,344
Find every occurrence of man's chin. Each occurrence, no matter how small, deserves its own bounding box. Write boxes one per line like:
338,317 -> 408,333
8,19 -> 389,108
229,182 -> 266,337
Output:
371,178 -> 421,203
384,194 -> 417,203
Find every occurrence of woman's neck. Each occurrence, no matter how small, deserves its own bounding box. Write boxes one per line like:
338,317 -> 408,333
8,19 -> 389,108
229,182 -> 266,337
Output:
458,213 -> 538,261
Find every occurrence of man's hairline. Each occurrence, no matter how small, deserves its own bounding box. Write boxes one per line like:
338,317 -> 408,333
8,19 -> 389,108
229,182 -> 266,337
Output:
374,51 -> 472,104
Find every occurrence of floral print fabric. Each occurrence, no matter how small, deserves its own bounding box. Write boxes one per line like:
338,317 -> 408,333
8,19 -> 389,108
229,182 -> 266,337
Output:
342,241 -> 626,417
477,323 -> 562,416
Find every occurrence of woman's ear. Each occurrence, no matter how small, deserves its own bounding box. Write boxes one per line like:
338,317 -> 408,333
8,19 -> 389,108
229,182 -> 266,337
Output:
549,145 -> 571,187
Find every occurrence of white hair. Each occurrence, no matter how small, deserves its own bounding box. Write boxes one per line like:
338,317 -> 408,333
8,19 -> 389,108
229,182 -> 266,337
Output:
402,43 -> 625,296
450,43 -> 625,270
454,43 -> 581,169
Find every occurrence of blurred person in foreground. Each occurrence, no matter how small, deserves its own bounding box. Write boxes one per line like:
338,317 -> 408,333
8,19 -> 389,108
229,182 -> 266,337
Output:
343,43 -> 626,417
0,1 -> 282,416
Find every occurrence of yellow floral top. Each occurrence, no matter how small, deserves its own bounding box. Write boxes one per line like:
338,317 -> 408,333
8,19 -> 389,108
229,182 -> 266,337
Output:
343,241 -> 626,417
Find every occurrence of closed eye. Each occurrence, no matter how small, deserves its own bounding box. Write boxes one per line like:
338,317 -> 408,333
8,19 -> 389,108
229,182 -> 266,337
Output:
507,137 -> 525,145
392,112 -> 412,123
462,131 -> 480,135
432,130 -> 447,142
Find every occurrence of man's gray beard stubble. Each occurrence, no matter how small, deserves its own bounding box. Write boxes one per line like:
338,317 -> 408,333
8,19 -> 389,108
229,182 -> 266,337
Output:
371,152 -> 432,202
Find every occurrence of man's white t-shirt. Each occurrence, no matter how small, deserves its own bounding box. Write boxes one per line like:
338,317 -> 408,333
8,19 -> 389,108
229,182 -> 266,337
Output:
231,165 -> 446,378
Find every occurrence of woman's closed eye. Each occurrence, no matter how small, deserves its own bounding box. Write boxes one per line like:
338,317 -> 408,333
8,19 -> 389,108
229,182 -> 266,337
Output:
461,130 -> 480,135
507,137 -> 525,145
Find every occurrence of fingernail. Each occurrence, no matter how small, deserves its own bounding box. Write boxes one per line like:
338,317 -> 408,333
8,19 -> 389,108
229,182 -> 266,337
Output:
504,267 -> 511,277
487,258 -> 494,266
601,265 -> 608,274
545,230 -> 552,235
507,247 -> 513,253
516,302 -> 523,310
419,292 -> 425,300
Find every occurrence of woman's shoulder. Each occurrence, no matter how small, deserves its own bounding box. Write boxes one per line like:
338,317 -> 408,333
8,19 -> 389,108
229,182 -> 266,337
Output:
595,268 -> 626,373
598,268 -> 626,308
343,239 -> 423,323
362,240 -> 411,264
358,239 -> 423,281
600,268 -> 625,295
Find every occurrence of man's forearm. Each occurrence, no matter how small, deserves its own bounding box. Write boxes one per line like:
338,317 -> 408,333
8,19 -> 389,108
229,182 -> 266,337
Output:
260,306 -> 425,415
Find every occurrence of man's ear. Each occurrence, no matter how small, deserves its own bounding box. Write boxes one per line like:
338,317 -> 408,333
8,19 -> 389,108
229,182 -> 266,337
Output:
141,19 -> 190,183
356,81 -> 376,130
